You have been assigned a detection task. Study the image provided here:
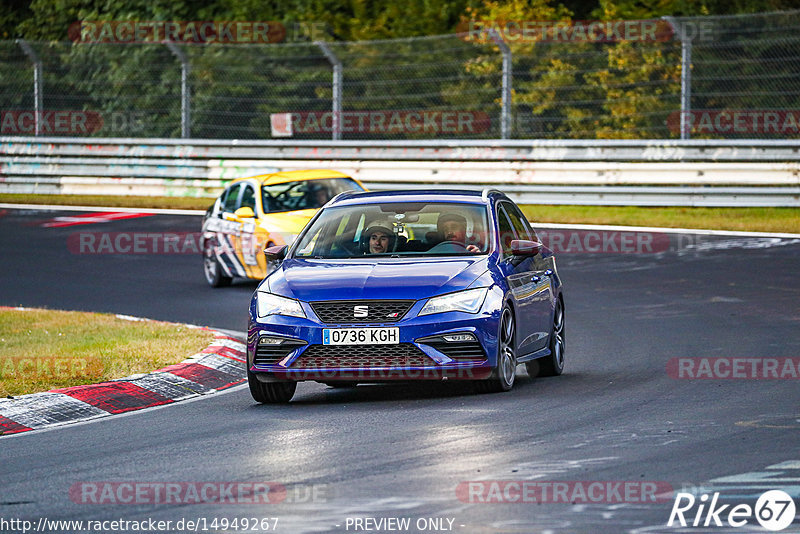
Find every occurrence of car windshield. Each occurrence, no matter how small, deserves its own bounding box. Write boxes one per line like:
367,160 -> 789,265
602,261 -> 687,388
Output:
261,178 -> 363,213
292,202 -> 491,258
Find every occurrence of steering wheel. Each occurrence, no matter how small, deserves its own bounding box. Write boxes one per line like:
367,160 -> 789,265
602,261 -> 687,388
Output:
428,240 -> 467,253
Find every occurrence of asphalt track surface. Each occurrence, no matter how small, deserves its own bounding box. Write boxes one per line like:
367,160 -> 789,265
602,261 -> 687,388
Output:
1,206 -> 799,534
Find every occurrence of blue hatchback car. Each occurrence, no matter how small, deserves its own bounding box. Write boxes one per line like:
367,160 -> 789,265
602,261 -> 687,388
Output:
247,189 -> 565,403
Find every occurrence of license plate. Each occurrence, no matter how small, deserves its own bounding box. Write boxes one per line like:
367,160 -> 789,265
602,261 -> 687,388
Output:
323,327 -> 400,345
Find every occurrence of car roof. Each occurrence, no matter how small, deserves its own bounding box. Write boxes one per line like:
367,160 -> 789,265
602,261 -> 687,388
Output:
328,189 -> 508,207
230,169 -> 354,186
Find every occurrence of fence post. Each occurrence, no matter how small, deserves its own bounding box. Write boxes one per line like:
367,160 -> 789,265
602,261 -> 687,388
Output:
316,41 -> 342,141
16,39 -> 42,136
488,30 -> 512,139
165,42 -> 191,139
663,17 -> 692,140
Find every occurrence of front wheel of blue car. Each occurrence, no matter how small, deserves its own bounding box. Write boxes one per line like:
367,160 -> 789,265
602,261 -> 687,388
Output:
475,305 -> 516,393
248,370 -> 297,403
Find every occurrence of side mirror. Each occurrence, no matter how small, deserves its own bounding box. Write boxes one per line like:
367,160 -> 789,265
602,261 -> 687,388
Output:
264,244 -> 287,262
234,206 -> 256,219
510,240 -> 542,256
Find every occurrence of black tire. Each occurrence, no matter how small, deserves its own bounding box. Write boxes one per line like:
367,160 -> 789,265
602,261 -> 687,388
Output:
203,240 -> 232,287
475,305 -> 516,393
527,297 -> 565,378
323,382 -> 359,389
248,370 -> 297,403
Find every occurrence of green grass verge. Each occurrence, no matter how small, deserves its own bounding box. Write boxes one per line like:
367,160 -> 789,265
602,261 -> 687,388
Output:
1,193 -> 798,233
519,205 -> 800,234
0,308 -> 215,397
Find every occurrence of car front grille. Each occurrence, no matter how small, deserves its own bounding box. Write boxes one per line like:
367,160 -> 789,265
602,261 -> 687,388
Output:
421,340 -> 487,360
254,339 -> 307,365
291,344 -> 435,368
309,300 -> 414,324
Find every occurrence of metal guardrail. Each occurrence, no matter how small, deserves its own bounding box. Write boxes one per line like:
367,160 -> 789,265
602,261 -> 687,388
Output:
1,138 -> 799,206
3,137 -> 800,161
369,183 -> 800,207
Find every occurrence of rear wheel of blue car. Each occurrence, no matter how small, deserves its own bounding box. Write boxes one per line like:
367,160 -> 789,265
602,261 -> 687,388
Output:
248,370 -> 297,403
476,305 -> 516,393
527,297 -> 565,378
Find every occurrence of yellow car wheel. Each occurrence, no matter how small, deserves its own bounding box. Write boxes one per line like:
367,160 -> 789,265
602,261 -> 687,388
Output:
203,240 -> 232,288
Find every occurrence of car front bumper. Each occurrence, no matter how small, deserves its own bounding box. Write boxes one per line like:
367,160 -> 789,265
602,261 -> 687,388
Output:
247,291 -> 504,382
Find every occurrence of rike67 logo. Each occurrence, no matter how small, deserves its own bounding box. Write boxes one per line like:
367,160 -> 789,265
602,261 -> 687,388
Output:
668,490 -> 796,531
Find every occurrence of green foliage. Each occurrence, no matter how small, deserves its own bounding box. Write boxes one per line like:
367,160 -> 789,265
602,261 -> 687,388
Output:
1,1 -> 797,140
0,0 -> 30,40
5,0 -> 798,42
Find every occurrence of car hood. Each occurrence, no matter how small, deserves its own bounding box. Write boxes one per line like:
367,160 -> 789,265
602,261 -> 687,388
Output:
268,257 -> 490,302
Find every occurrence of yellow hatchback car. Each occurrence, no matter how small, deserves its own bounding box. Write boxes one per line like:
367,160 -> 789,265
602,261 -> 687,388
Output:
201,169 -> 365,287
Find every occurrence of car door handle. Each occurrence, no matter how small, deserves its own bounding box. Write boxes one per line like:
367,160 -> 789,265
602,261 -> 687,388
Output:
531,269 -> 552,283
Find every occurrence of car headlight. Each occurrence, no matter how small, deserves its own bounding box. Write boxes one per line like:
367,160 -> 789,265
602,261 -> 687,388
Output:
419,287 -> 489,316
256,292 -> 306,319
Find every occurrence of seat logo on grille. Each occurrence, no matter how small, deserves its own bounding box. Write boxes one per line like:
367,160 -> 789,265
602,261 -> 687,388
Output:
353,305 -> 369,318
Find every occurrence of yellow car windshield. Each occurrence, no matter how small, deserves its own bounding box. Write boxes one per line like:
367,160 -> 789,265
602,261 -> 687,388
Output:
262,178 -> 363,213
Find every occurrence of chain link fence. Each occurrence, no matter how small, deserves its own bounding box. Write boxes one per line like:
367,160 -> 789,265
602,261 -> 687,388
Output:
1,10 -> 798,140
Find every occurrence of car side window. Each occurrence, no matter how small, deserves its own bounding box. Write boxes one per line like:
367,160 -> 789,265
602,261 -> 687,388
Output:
240,184 -> 256,213
502,202 -> 535,242
509,202 -> 539,242
497,205 -> 517,256
216,189 -> 228,215
222,184 -> 242,213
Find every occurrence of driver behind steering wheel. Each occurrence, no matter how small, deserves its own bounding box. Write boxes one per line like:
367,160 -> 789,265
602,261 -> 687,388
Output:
438,213 -> 480,252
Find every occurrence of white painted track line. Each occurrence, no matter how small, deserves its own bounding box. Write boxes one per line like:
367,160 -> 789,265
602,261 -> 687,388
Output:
0,203 -> 205,216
